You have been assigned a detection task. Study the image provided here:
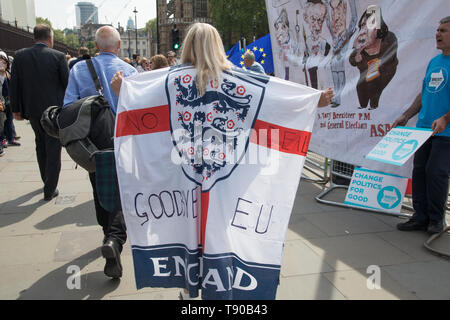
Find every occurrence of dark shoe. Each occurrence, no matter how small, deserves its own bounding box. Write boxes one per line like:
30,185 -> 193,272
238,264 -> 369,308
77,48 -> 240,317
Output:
44,189 -> 59,201
397,219 -> 428,231
427,221 -> 444,235
102,239 -> 122,279
7,140 -> 21,146
14,136 -> 21,140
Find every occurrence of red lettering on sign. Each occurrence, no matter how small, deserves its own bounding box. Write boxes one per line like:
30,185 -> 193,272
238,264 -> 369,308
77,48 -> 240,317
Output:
116,105 -> 170,138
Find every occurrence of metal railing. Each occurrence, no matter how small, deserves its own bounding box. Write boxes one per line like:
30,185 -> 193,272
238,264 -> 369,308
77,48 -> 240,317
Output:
314,160 -> 414,218
301,151 -> 329,184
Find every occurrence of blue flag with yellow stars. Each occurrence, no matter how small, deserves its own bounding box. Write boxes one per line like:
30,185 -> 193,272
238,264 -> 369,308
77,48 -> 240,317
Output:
226,34 -> 274,74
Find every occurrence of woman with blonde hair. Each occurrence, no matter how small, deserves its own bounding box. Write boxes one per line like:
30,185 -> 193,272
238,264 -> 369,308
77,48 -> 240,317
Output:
178,22 -> 232,96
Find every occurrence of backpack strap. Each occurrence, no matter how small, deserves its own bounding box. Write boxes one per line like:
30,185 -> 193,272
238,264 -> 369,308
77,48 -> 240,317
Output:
86,58 -> 104,96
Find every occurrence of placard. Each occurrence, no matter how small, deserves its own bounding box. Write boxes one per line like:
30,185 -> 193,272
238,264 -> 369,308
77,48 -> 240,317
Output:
365,127 -> 433,166
345,168 -> 408,213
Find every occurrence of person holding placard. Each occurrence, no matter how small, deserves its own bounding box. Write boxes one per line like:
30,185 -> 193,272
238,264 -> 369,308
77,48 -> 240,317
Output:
393,17 -> 450,234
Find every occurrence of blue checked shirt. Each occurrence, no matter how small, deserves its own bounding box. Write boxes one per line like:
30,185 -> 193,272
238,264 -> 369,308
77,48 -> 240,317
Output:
63,52 -> 137,114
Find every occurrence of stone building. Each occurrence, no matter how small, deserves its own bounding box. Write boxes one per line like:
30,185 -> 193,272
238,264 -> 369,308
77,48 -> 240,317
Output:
119,26 -> 156,59
157,0 -> 211,56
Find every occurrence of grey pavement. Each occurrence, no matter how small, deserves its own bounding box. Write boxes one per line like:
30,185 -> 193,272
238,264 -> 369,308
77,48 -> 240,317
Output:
0,120 -> 449,300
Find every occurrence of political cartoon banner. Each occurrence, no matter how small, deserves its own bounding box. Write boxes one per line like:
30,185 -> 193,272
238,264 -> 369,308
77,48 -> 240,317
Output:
266,0 -> 448,177
114,65 -> 321,299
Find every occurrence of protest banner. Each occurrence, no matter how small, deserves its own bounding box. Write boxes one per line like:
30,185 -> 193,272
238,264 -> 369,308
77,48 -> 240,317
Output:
114,66 -> 321,299
265,0 -> 448,177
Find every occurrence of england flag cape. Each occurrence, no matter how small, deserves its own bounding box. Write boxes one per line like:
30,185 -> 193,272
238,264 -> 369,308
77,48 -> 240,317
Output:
114,64 -> 321,300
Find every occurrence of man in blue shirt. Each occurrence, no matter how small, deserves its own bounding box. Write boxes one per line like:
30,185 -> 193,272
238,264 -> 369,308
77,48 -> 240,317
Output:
64,26 -> 137,278
393,17 -> 450,234
244,51 -> 266,74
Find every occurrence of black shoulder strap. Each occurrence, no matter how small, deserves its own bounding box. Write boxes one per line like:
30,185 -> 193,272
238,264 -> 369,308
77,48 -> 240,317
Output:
86,59 -> 103,95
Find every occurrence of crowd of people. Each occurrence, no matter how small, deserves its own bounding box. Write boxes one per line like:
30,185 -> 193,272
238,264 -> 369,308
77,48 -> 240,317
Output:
0,50 -> 20,157
0,40 -> 180,159
0,14 -> 448,293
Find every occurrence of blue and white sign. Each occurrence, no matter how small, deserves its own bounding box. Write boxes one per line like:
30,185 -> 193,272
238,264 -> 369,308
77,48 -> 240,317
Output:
365,127 -> 433,166
345,168 -> 408,213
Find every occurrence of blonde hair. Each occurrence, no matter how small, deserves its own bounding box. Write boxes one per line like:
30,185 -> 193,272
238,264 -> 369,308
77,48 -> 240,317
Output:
180,23 -> 232,96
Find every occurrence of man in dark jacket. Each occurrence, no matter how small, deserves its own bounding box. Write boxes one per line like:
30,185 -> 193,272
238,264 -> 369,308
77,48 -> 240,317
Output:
10,24 -> 69,200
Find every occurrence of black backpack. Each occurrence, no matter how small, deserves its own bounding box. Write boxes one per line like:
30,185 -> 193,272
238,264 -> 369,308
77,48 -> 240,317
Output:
41,59 -> 115,173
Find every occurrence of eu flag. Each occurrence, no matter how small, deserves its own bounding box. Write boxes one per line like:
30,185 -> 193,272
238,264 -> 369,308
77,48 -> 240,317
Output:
226,34 -> 274,74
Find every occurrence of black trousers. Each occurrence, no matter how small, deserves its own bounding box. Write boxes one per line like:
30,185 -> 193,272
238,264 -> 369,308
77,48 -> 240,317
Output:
29,118 -> 62,197
89,172 -> 127,250
411,136 -> 450,224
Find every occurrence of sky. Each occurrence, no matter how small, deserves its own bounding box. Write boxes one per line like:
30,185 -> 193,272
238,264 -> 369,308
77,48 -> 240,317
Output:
34,0 -> 157,30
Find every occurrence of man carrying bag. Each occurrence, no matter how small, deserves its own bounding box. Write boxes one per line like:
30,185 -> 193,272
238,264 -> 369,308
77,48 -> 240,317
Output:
63,26 -> 137,279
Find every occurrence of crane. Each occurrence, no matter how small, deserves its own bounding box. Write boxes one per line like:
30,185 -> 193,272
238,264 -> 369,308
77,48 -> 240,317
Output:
110,0 -> 133,26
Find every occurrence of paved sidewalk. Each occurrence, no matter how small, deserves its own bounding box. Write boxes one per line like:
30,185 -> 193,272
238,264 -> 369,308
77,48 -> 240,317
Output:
0,120 -> 449,300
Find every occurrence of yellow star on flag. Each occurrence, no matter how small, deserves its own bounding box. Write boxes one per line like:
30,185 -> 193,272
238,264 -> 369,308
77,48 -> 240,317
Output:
259,48 -> 264,52
263,53 -> 267,58
253,46 -> 258,51
261,60 -> 265,64
241,55 -> 244,59
240,61 -> 244,65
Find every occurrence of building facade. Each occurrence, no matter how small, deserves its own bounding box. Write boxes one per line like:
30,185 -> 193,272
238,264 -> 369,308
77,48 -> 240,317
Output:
0,0 -> 36,30
119,27 -> 154,59
157,0 -> 211,56
75,2 -> 98,27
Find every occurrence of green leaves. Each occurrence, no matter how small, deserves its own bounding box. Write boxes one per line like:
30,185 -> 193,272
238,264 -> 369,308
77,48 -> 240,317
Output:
209,0 -> 269,49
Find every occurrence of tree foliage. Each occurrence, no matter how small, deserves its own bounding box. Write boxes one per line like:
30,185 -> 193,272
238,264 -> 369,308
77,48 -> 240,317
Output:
36,17 -> 52,28
145,18 -> 157,38
209,0 -> 269,50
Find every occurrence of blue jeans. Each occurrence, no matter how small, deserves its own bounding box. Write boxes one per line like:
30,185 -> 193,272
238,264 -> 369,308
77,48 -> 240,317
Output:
411,136 -> 450,224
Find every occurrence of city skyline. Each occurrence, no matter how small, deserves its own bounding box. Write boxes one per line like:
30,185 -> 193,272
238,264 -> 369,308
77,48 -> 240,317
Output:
35,0 -> 156,30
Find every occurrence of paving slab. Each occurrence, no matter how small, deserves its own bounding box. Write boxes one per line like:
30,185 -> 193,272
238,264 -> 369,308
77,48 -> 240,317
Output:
376,231 -> 441,262
384,261 -> 450,300
0,232 -> 62,267
303,234 -> 416,271
286,215 -> 328,240
276,274 -> 346,300
304,211 -> 394,236
323,268 -> 419,300
281,240 -> 334,277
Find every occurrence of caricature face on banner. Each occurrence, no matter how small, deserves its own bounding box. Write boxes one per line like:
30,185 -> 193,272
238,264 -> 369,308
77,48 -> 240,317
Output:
265,0 -> 446,177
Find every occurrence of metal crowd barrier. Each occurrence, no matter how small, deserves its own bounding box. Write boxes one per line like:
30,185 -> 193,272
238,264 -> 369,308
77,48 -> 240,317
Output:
301,151 -> 329,185
314,160 -> 414,218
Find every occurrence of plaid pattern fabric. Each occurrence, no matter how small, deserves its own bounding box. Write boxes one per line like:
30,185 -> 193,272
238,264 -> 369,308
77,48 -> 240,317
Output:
94,151 -> 122,212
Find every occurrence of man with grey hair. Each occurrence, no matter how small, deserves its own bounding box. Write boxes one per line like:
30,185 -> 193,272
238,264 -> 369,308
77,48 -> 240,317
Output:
394,16 -> 450,235
64,25 -> 137,279
244,51 -> 266,74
